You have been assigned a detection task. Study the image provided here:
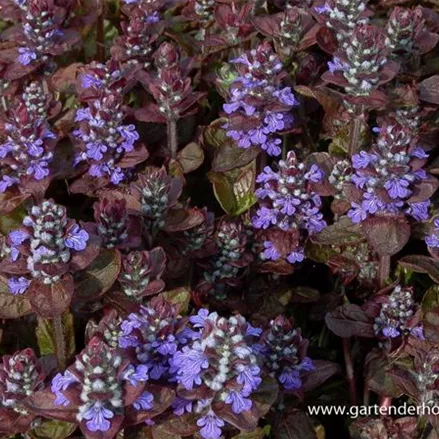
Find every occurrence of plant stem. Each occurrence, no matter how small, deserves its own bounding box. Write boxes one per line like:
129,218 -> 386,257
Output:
167,118 -> 178,159
348,114 -> 362,157
378,255 -> 391,289
96,8 -> 105,63
363,383 -> 370,406
53,316 -> 66,370
343,338 -> 357,405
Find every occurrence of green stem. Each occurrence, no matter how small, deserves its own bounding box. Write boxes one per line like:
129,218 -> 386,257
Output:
53,316 -> 66,370
167,118 -> 178,159
348,114 -> 362,157
343,338 -> 357,405
378,255 -> 391,289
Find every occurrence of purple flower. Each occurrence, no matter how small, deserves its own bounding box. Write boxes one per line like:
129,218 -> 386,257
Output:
109,167 -> 125,185
0,142 -> 13,159
253,207 -> 278,229
18,47 -> 37,65
51,371 -> 79,407
86,142 -> 107,161
407,200 -> 430,221
8,277 -> 30,295
300,357 -> 315,372
65,224 -> 89,251
118,125 -> 140,147
83,403 -> 114,432
27,161 -> 50,180
8,230 -> 30,246
172,397 -> 193,416
133,392 -> 154,411
124,364 -> 149,386
351,173 -> 369,189
287,249 -> 305,264
25,139 -> 44,157
426,233 -> 439,248
75,108 -> 92,122
384,177 -> 411,199
305,164 -> 324,183
348,202 -> 368,224
197,411 -> 225,439
411,147 -> 428,159
246,324 -> 262,337
314,3 -> 331,14
279,368 -> 302,390
264,112 -> 286,132
0,176 -> 19,193
382,326 -> 400,338
263,138 -> 282,156
189,309 -> 211,328
152,336 -> 178,356
352,151 -> 377,169
362,192 -> 384,215
80,74 -> 103,89
411,326 -> 425,340
327,57 -> 346,73
225,390 -> 252,414
263,241 -> 281,260
274,87 -> 298,106
172,346 -> 209,390
236,364 -> 262,395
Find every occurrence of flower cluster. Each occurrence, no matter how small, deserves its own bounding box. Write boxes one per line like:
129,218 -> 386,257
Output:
328,159 -> 352,200
202,217 -> 251,296
314,0 -> 370,47
4,199 -> 89,294
182,208 -> 215,257
170,309 -> 263,439
253,7 -> 316,59
346,121 -> 433,224
119,296 -> 189,380
111,7 -> 162,69
137,42 -> 204,122
0,348 -> 45,435
182,0 -> 216,36
373,285 -> 423,339
14,0 -> 78,67
51,336 -> 151,434
0,84 -> 56,193
118,248 -> 166,301
259,316 -> 314,391
252,151 -> 326,263
84,198 -> 141,250
385,6 -> 437,56
129,166 -> 183,232
223,42 -> 297,156
324,25 -> 396,97
73,61 -> 145,186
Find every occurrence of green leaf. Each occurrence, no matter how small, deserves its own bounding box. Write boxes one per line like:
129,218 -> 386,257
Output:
30,419 -> 77,439
209,160 -> 257,216
0,201 -> 26,235
36,311 -> 75,358
161,288 -> 191,314
204,118 -> 229,149
177,142 -> 204,173
75,249 -> 121,302
399,255 -> 439,284
232,427 -> 270,439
